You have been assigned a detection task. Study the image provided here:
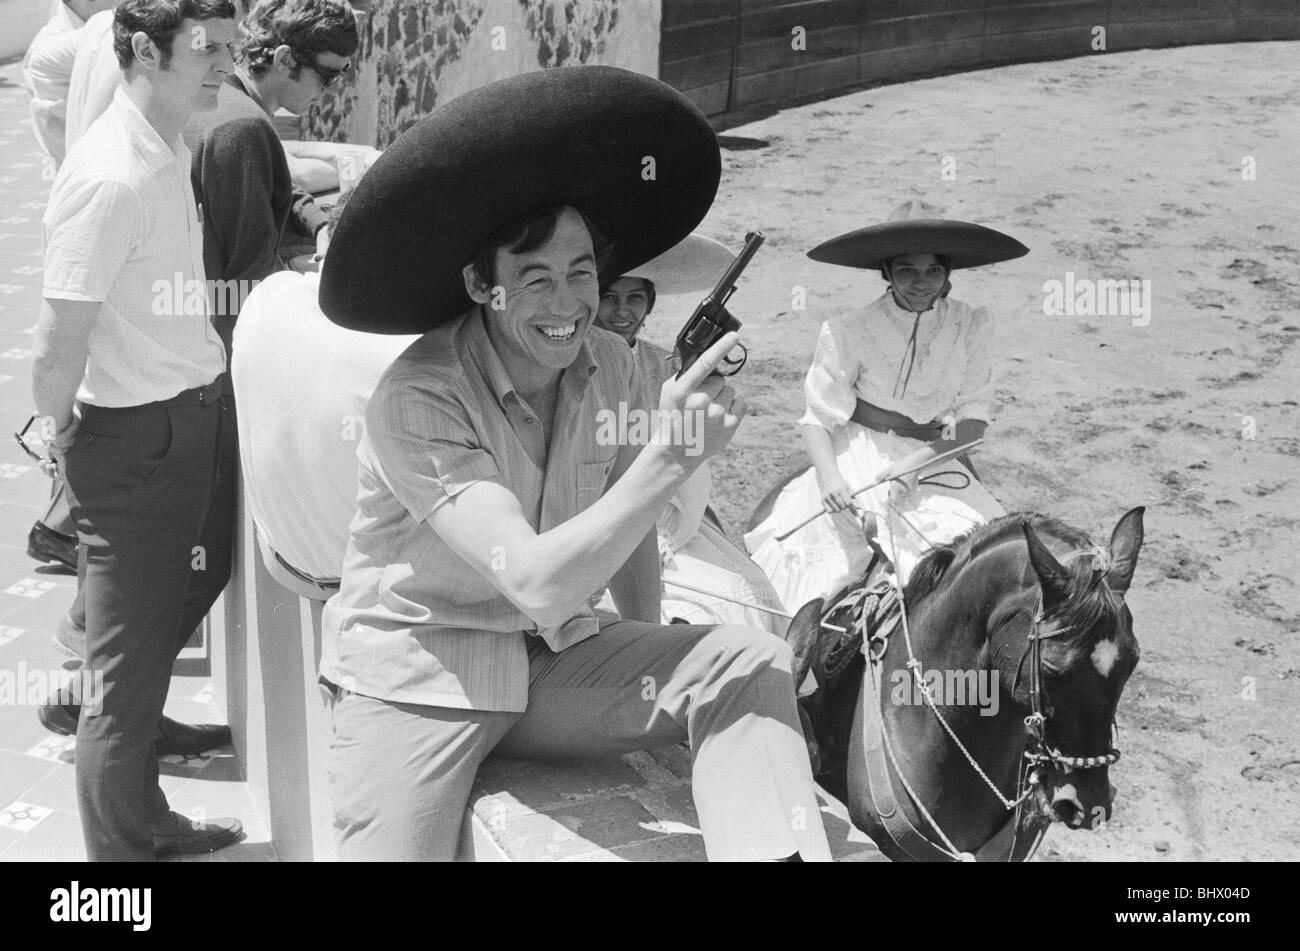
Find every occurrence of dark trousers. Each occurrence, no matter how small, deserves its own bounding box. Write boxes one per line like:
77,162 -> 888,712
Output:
64,383 -> 235,861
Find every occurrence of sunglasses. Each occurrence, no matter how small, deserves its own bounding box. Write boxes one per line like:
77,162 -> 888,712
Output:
13,414 -> 45,463
299,53 -> 351,88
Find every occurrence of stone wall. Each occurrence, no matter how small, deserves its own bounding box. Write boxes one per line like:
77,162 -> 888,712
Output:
304,0 -> 661,148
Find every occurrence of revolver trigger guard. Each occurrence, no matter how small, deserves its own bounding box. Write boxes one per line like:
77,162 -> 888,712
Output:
719,342 -> 748,377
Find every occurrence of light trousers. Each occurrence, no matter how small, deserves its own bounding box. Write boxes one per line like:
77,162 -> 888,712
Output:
328,619 -> 831,861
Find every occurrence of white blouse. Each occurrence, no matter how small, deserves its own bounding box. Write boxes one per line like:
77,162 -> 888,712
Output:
799,293 -> 996,431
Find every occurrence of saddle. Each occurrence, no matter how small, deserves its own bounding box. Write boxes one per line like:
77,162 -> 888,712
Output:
790,549 -> 902,785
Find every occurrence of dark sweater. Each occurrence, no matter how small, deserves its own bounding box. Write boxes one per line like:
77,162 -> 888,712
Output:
183,74 -> 328,334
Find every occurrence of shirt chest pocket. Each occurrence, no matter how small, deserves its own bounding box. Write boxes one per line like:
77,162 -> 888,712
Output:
574,455 -> 617,509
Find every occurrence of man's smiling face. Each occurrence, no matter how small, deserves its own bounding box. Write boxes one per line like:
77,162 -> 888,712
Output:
482,206 -> 600,372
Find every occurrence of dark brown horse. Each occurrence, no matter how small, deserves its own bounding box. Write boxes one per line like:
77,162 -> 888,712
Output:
781,508 -> 1145,861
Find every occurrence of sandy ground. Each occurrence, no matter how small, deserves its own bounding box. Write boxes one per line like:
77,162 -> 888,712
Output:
635,41 -> 1300,861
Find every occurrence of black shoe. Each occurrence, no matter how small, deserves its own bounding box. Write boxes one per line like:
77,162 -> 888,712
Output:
152,811 -> 243,857
27,520 -> 78,573
36,693 -> 79,736
37,694 -> 232,756
154,718 -> 232,756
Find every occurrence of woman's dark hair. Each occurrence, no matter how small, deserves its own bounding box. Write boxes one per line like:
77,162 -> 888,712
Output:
598,276 -> 656,316
469,205 -> 614,288
113,0 -> 237,69
239,0 -> 359,78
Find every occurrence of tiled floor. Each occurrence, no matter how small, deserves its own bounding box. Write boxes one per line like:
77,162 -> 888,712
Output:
0,58 -> 275,863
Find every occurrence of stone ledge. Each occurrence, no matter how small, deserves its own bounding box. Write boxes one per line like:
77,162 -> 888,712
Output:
458,746 -> 885,862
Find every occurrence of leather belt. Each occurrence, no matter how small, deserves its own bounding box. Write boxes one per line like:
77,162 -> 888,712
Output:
156,379 -> 225,407
85,378 -> 225,413
274,551 -> 341,593
850,399 -> 945,440
850,398 -> 980,477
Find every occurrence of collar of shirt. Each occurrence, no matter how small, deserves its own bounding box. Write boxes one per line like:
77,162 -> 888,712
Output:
463,305 -> 599,416
461,308 -> 601,472
111,86 -> 183,173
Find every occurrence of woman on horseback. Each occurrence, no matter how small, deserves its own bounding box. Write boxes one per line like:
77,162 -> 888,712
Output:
745,200 -> 1029,612
595,234 -> 790,636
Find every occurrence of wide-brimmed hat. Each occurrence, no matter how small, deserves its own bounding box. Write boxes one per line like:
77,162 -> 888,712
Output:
807,199 -> 1028,271
319,67 -> 721,334
617,233 -> 735,295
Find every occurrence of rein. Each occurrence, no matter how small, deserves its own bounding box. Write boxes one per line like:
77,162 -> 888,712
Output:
845,516 -> 1121,862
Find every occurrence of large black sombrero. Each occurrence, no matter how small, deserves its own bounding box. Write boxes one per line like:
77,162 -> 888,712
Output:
807,199 -> 1028,271
320,66 -> 722,334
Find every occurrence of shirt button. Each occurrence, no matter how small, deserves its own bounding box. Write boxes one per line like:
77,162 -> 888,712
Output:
525,416 -> 534,423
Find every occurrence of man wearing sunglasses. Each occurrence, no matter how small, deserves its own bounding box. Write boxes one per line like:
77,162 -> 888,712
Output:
183,0 -> 358,347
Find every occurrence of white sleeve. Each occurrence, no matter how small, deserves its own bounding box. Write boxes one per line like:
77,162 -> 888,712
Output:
658,463 -> 711,556
22,30 -> 78,164
797,320 -> 858,430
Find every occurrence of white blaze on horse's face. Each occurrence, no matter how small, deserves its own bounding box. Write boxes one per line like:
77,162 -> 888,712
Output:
1091,638 -> 1121,677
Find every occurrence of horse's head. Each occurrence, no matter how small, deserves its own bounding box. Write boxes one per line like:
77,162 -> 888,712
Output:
990,507 -> 1145,830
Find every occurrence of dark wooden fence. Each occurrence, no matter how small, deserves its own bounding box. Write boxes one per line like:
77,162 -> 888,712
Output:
660,0 -> 1300,117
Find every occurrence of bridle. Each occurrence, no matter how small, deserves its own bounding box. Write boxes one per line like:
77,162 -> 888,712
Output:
847,527 -> 1124,862
1014,596 -> 1123,774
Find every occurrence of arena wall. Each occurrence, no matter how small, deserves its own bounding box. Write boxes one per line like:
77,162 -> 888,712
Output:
661,0 -> 1300,118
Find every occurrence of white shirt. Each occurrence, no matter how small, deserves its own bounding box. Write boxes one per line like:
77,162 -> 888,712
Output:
21,0 -> 84,164
65,8 -> 119,152
43,87 -> 226,407
800,293 -> 996,430
232,270 -> 417,581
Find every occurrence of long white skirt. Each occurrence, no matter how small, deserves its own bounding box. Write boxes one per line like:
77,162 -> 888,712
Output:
743,423 -> 1005,614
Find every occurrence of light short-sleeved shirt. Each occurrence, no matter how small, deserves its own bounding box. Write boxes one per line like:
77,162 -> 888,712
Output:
64,9 -> 118,152
800,293 -> 995,431
21,0 -> 84,163
232,270 -> 417,580
320,311 -> 639,713
43,86 -> 226,407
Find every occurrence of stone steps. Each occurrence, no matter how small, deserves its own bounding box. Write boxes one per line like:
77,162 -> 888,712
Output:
460,746 -> 885,862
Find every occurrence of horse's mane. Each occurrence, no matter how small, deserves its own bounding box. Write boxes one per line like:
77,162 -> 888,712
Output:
904,512 -> 1122,650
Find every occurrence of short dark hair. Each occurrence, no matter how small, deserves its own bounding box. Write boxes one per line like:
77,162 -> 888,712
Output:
469,205 -> 613,288
881,253 -> 952,282
113,0 -> 237,70
239,0 -> 359,78
599,276 -> 656,317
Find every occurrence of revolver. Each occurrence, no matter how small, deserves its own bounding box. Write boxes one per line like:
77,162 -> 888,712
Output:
674,230 -> 764,379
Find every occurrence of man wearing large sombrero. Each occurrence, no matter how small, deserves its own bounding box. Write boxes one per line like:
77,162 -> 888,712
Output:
745,200 -> 1028,610
316,67 -> 830,861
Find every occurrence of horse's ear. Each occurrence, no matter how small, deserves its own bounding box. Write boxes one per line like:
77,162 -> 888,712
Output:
785,598 -> 825,690
1023,522 -> 1070,612
1106,506 -> 1145,596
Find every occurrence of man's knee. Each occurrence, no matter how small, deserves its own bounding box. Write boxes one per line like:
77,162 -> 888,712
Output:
702,624 -> 794,676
